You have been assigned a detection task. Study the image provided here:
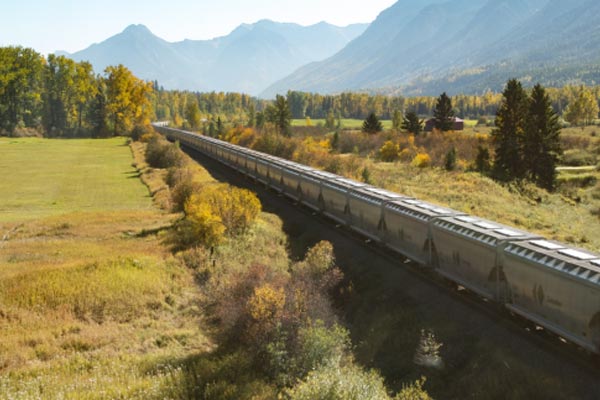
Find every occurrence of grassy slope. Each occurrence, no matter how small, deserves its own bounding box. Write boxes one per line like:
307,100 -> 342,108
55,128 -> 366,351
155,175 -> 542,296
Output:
0,138 -> 210,399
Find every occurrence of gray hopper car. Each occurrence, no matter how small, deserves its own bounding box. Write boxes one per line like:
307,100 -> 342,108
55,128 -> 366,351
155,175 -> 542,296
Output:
154,125 -> 600,354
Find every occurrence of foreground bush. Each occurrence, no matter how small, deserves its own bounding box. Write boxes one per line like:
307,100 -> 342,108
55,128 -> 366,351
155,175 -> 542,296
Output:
285,364 -> 392,400
176,183 -> 261,248
145,135 -> 185,169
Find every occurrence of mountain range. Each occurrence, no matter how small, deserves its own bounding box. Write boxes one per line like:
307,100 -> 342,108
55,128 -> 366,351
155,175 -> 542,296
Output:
65,21 -> 368,95
64,0 -> 600,97
263,0 -> 600,97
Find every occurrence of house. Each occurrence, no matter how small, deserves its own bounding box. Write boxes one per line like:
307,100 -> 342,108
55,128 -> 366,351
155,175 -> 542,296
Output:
424,117 -> 464,132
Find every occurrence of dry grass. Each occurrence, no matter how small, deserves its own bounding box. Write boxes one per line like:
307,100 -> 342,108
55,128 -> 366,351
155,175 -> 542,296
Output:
367,160 -> 600,250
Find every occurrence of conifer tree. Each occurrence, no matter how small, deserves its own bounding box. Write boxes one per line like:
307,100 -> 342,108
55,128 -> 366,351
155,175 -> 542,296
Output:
524,84 -> 562,191
492,79 -> 529,181
433,92 -> 455,131
402,111 -> 423,136
266,94 -> 292,136
362,112 -> 383,134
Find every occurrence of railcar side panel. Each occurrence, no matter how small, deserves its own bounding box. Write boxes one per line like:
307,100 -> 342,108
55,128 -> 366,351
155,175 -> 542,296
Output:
280,168 -> 302,200
321,183 -> 349,224
430,229 -> 498,299
348,195 -> 384,241
298,174 -> 322,210
383,209 -> 430,265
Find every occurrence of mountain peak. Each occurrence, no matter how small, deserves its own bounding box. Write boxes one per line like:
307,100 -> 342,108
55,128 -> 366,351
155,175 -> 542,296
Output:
122,24 -> 153,36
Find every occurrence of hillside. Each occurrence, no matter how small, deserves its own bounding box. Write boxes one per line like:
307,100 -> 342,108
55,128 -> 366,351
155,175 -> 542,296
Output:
262,0 -> 600,96
66,21 -> 368,95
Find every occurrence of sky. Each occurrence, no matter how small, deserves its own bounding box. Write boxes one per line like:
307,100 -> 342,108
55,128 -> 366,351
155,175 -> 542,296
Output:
0,0 -> 397,55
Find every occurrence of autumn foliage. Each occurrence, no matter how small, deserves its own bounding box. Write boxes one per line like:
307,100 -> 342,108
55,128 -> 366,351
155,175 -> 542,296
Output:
182,183 -> 261,247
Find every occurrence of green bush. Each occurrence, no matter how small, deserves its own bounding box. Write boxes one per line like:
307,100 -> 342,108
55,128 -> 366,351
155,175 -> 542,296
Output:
285,364 -> 392,400
294,321 -> 350,377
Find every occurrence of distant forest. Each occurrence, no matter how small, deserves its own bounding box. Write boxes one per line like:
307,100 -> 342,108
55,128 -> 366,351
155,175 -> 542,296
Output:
2,46 -> 600,139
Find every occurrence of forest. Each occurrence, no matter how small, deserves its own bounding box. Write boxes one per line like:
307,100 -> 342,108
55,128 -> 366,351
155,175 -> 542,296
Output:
3,45 -> 600,140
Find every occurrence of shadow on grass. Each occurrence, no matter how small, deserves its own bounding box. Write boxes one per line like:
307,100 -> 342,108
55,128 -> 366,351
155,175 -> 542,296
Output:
142,348 -> 276,400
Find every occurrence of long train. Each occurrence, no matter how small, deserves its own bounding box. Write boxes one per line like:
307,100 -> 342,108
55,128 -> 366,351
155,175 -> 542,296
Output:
153,123 -> 600,354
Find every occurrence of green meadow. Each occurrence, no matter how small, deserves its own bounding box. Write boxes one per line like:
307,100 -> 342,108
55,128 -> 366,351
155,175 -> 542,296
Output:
0,137 -> 151,223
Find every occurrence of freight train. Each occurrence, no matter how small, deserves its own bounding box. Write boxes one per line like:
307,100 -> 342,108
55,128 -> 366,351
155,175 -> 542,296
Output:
153,123 -> 600,354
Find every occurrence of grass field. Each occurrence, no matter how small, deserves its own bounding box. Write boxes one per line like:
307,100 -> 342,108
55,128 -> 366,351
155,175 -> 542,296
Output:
0,137 -> 152,223
0,138 -> 211,399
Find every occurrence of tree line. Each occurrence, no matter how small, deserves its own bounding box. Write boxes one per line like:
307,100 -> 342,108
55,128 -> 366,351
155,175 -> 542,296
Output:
0,46 -> 152,137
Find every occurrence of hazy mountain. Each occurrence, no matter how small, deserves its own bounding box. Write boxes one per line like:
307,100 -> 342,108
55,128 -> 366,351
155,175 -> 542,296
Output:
67,21 -> 368,95
262,0 -> 600,96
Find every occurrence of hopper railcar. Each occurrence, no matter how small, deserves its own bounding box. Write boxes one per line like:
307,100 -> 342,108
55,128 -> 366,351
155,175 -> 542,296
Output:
153,124 -> 600,354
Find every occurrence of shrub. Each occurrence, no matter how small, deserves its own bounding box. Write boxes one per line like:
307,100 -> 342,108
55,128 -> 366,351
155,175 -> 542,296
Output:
167,167 -> 204,212
294,321 -> 350,377
248,284 -> 286,325
145,136 -> 185,169
130,124 -> 154,141
182,200 -> 226,248
444,147 -> 457,171
301,240 -> 335,276
411,153 -> 431,168
183,183 -> 261,245
285,364 -> 392,400
361,167 -> 372,184
379,141 -> 400,162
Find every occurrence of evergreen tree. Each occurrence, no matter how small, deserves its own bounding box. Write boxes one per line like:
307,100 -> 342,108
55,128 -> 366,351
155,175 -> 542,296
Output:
362,112 -> 383,134
216,116 -> 224,136
433,92 -> 455,131
492,79 -> 529,181
331,130 -> 339,150
256,111 -> 265,129
524,84 -> 562,191
247,103 -> 256,127
402,111 -> 423,135
90,81 -> 108,138
474,145 -> 491,174
266,94 -> 292,136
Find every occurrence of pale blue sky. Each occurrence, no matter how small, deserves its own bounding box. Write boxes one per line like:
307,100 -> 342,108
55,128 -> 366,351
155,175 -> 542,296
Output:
0,0 -> 396,55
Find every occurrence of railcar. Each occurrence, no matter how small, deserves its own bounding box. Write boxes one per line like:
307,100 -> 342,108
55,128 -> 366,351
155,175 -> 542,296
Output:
502,239 -> 600,352
430,216 -> 539,300
319,178 -> 366,225
382,199 -> 462,266
153,124 -> 600,354
347,187 -> 407,242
